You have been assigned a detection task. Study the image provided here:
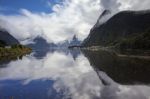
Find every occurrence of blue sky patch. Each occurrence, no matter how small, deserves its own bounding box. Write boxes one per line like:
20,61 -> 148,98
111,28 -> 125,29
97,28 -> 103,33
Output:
0,0 -> 60,15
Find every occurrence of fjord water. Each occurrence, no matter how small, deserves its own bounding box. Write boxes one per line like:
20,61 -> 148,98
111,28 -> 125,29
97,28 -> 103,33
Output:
0,49 -> 150,99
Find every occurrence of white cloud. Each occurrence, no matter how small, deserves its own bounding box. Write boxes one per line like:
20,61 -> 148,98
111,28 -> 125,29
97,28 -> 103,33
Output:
0,0 -> 150,44
118,0 -> 150,11
0,0 -> 101,44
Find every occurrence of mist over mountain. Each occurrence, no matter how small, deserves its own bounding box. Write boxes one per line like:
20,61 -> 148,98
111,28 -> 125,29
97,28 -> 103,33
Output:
93,10 -> 111,28
26,36 -> 57,50
1,0 -> 150,45
57,35 -> 81,48
82,10 -> 150,49
1,0 -> 150,49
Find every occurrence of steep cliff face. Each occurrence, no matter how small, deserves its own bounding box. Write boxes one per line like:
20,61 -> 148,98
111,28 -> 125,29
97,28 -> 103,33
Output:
82,10 -> 150,49
0,29 -> 19,46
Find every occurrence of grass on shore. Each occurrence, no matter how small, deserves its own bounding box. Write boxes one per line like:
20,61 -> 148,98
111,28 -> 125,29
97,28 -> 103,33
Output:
0,44 -> 32,59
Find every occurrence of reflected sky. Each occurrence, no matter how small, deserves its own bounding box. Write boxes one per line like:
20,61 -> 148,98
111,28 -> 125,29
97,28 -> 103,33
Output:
0,49 -> 150,99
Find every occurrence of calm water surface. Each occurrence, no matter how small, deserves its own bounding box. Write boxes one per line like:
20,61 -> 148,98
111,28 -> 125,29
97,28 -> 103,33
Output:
0,49 -> 150,99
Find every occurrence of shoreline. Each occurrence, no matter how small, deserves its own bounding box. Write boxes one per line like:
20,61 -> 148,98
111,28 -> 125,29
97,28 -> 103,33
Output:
69,45 -> 150,59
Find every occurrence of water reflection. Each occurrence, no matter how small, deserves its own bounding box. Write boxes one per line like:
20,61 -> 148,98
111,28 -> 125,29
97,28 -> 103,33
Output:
0,49 -> 101,99
82,50 -> 150,84
0,49 -> 149,99
95,71 -> 150,99
32,48 -> 81,60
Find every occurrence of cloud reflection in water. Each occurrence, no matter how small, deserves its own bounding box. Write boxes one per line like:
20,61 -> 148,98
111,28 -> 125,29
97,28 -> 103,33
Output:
0,51 -> 101,99
0,50 -> 149,99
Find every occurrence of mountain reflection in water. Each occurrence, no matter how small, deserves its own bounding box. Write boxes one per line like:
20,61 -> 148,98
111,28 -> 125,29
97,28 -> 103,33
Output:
0,49 -> 150,99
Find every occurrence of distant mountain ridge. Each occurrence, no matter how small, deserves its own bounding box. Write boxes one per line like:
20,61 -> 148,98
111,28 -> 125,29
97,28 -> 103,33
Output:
27,35 -> 81,50
27,36 -> 57,50
58,35 -> 81,48
69,35 -> 81,46
82,10 -> 150,49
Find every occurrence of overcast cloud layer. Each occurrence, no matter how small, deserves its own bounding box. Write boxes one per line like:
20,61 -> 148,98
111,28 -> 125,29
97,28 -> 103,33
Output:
0,0 -> 150,44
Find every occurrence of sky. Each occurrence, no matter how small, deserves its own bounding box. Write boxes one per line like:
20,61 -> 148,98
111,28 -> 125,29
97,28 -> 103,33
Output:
0,0 -> 60,14
0,0 -> 150,44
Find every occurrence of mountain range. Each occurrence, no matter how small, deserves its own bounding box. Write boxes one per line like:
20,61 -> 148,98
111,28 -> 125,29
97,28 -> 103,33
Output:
1,10 -> 150,50
0,27 -> 81,50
